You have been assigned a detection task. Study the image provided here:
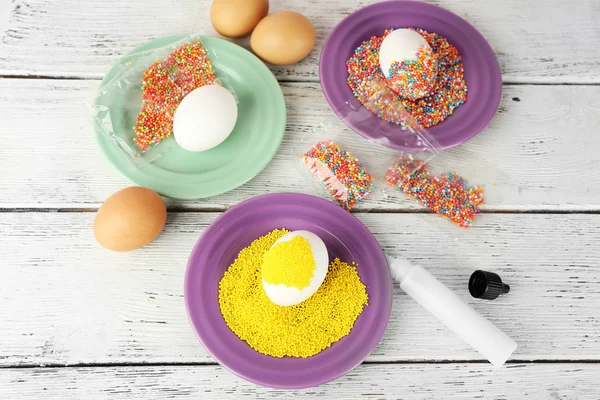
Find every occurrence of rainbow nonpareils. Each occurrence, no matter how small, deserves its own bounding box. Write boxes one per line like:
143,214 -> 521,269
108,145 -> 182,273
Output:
134,40 -> 219,151
385,156 -> 484,228
302,141 -> 374,211
387,45 -> 438,100
346,28 -> 467,128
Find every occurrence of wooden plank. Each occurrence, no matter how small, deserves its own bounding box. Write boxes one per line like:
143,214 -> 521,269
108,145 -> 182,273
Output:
0,0 -> 599,82
1,212 -> 599,366
1,79 -> 600,211
1,363 -> 599,399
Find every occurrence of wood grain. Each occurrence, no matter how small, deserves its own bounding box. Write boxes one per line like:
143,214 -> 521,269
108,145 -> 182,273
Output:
1,363 -> 599,399
1,212 -> 599,366
2,0 -> 599,394
0,0 -> 599,82
1,79 -> 600,211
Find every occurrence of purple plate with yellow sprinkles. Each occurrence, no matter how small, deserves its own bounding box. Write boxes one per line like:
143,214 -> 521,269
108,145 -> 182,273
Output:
184,193 -> 393,389
320,0 -> 502,151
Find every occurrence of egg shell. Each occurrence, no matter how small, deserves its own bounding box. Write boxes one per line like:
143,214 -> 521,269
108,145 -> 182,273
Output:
94,187 -> 167,252
173,85 -> 238,152
210,0 -> 269,38
378,28 -> 431,78
262,230 -> 329,306
250,11 -> 316,66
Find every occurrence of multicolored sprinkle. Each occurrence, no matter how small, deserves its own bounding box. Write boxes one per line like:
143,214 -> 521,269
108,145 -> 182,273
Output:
347,28 -> 467,128
385,156 -> 484,228
134,40 -> 219,151
301,141 -> 374,211
386,45 -> 438,100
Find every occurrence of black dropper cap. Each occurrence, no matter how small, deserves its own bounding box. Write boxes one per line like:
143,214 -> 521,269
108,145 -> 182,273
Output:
469,270 -> 510,300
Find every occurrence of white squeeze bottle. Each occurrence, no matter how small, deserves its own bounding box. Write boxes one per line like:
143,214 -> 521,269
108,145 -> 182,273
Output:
387,255 -> 517,366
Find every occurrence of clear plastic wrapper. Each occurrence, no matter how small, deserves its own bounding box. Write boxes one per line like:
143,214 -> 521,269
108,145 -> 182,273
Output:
90,34 -> 238,168
301,140 -> 376,211
384,148 -> 510,228
299,133 -> 507,227
300,76 -> 443,211
300,77 -> 506,225
384,153 -> 484,228
338,77 -> 442,158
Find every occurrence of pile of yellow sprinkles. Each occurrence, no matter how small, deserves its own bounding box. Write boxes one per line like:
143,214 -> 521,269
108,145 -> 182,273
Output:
218,228 -> 369,358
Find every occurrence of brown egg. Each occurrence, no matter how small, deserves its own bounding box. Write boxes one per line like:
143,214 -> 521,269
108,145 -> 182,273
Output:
250,11 -> 316,66
94,187 -> 167,252
210,0 -> 269,38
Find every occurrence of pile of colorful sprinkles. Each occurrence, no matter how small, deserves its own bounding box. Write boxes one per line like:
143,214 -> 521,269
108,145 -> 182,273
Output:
134,40 -> 219,151
301,141 -> 374,211
347,28 -> 467,128
385,156 -> 484,228
218,228 -> 369,358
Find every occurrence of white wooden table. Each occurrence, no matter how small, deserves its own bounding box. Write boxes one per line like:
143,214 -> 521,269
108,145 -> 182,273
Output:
1,0 -> 600,398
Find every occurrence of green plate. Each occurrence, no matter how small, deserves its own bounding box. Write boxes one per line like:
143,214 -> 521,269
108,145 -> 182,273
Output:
94,36 -> 286,200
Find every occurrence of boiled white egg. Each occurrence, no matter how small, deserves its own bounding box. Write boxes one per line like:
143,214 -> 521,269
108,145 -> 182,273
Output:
261,230 -> 329,306
378,28 -> 438,99
379,28 -> 430,78
173,85 -> 238,152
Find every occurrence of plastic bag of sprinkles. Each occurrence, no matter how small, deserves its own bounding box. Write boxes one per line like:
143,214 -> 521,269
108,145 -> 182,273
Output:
300,77 -> 444,211
384,148 -> 510,229
338,76 -> 442,155
298,129 -> 407,212
301,140 -> 375,211
89,34 -> 238,168
300,85 -> 507,220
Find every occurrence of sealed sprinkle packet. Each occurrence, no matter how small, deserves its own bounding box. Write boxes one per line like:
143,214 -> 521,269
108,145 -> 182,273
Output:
383,148 -> 509,228
385,155 -> 484,228
90,34 -> 238,168
301,141 -> 375,211
297,118 -> 440,212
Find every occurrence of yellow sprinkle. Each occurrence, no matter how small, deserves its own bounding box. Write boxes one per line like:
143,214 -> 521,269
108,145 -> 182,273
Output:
262,236 -> 315,290
218,229 -> 369,358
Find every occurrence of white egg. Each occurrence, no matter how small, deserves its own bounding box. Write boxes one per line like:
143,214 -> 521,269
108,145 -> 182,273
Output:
173,85 -> 238,152
378,28 -> 431,79
261,230 -> 329,306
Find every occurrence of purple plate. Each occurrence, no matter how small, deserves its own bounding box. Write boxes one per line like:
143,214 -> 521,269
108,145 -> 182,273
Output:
320,0 -> 502,151
184,193 -> 393,389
